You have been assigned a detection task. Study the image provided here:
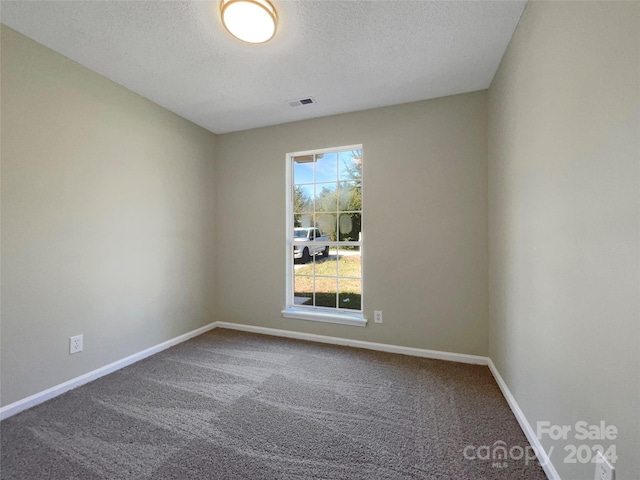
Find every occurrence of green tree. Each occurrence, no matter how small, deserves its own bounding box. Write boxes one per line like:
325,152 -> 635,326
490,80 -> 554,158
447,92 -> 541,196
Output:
341,150 -> 362,184
339,151 -> 362,241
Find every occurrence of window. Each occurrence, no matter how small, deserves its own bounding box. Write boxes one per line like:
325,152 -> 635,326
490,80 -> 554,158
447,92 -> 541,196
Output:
282,145 -> 365,326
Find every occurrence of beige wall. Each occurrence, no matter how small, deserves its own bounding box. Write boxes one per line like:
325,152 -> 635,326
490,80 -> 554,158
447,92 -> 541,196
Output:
0,26 -> 217,406
1,24 -> 489,410
214,91 -> 489,355
488,2 -> 639,479
9,7 -> 637,478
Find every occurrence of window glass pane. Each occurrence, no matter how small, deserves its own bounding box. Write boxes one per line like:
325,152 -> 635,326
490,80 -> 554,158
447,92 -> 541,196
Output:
294,295 -> 312,306
314,276 -> 337,308
316,214 -> 337,240
316,243 -> 331,262
313,249 -> 337,276
338,181 -> 361,212
294,185 -> 313,213
294,155 -> 314,184
294,276 -> 313,306
338,247 -> 361,279
294,214 -> 315,229
294,235 -> 316,265
294,240 -> 315,266
315,183 -> 338,212
338,213 -> 361,242
315,152 -> 337,183
338,150 -> 362,182
339,279 -> 361,310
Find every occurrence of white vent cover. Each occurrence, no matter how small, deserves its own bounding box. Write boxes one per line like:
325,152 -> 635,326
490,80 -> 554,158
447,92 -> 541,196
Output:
287,97 -> 316,107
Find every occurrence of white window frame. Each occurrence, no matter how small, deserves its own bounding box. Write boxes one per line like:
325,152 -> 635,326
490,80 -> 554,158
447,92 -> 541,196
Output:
282,144 -> 367,327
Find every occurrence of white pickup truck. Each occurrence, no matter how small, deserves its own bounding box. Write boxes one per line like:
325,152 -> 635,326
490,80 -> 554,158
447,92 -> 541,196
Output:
293,227 -> 330,263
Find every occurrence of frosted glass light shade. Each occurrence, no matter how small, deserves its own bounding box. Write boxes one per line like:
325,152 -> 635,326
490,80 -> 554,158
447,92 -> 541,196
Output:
220,0 -> 277,44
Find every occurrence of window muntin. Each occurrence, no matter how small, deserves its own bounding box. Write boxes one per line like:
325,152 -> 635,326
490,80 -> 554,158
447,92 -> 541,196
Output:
287,146 -> 363,315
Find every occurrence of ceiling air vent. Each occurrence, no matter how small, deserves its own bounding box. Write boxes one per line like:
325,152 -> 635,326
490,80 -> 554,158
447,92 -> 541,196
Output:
287,97 -> 316,107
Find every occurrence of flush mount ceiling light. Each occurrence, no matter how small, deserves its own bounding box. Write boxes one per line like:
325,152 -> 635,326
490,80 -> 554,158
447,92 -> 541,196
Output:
220,0 -> 277,44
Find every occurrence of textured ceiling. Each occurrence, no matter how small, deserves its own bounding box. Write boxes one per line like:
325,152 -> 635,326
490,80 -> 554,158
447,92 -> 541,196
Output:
0,1 -> 527,134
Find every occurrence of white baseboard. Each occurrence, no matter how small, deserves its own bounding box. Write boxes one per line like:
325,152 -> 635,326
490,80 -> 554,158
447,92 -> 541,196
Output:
487,359 -> 561,480
1,320 -> 485,422
214,321 -> 488,365
0,321 -> 217,421
0,318 -> 561,480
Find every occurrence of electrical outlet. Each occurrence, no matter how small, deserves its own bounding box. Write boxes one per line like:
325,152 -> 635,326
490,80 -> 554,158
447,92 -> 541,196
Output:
69,334 -> 83,354
374,311 -> 383,324
594,451 -> 615,480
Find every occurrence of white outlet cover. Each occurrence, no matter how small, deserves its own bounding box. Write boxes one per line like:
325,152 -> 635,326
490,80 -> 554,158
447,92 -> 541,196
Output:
594,451 -> 615,480
69,334 -> 83,354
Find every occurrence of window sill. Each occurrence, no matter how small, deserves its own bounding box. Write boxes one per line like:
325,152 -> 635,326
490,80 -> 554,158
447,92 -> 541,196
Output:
281,308 -> 367,327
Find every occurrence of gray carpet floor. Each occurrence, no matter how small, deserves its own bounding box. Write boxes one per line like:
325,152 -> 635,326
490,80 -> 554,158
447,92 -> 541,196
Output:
1,329 -> 546,479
